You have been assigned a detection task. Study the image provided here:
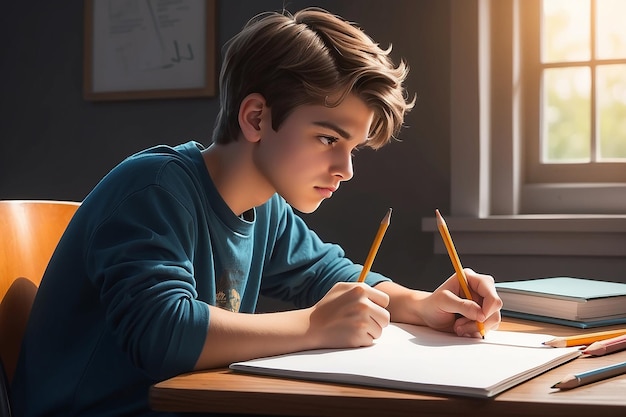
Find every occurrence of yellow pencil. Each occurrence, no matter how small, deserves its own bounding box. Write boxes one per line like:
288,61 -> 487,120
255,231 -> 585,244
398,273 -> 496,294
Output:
357,208 -> 392,283
435,209 -> 486,338
543,328 -> 626,348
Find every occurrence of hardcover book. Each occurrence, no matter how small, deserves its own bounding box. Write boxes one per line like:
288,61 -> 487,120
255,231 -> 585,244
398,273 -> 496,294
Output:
495,277 -> 626,327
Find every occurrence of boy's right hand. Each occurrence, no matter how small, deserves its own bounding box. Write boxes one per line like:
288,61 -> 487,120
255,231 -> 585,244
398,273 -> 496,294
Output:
307,282 -> 391,348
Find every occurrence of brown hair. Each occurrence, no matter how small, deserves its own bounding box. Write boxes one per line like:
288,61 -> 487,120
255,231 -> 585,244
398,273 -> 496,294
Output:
212,7 -> 414,149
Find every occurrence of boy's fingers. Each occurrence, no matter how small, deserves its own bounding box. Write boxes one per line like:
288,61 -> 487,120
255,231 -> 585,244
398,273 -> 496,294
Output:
463,269 -> 503,318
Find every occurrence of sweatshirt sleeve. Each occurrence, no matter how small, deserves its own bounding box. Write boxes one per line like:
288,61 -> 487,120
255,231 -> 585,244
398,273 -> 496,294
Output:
84,184 -> 209,380
259,199 -> 392,308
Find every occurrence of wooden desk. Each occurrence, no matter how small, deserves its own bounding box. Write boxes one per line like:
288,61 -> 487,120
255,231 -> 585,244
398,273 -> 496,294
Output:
150,319 -> 626,416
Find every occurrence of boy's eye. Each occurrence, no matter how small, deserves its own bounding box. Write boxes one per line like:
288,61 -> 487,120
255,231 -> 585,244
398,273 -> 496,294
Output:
318,135 -> 339,146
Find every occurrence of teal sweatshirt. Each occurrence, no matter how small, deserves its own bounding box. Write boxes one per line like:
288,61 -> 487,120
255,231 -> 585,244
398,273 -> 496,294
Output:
11,141 -> 389,416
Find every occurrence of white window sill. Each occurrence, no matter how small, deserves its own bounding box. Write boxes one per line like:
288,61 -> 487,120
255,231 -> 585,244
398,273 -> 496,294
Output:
421,215 -> 626,257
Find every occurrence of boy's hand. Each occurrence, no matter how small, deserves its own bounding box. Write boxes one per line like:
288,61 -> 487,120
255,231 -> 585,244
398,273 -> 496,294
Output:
307,282 -> 391,348
418,268 -> 502,337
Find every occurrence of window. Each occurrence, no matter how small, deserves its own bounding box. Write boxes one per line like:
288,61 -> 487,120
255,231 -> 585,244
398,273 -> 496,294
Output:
422,0 -> 626,257
521,0 -> 626,214
520,0 -> 626,214
524,0 -> 626,185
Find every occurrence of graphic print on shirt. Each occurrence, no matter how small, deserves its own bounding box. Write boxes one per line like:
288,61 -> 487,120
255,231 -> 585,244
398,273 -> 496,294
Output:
215,269 -> 244,312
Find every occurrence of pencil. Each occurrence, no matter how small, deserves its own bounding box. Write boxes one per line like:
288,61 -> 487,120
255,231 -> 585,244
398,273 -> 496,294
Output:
582,333 -> 626,356
435,209 -> 485,338
357,208 -> 392,283
543,328 -> 626,348
551,361 -> 626,390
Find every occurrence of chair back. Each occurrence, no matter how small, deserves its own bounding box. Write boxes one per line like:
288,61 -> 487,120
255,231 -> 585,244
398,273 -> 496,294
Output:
0,200 -> 80,385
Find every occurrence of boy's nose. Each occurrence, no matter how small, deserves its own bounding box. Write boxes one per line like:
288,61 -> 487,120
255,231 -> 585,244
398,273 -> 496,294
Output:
332,151 -> 354,181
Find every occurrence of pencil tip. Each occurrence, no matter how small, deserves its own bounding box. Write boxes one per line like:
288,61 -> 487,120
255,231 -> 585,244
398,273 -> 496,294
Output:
550,383 -> 559,389
381,208 -> 392,224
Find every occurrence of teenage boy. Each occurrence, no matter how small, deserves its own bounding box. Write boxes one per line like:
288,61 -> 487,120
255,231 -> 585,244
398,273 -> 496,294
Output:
12,8 -> 502,417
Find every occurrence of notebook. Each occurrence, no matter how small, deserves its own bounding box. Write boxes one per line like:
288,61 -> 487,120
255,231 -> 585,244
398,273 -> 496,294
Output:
495,277 -> 626,325
230,323 -> 581,398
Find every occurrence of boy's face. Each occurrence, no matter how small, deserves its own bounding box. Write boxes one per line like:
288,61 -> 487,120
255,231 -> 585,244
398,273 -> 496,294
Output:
253,94 -> 374,213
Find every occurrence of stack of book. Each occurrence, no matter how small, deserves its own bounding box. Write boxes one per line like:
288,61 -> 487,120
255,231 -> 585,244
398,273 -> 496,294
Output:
495,277 -> 626,328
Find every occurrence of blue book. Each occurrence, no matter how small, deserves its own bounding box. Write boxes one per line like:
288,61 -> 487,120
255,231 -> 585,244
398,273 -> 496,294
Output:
500,310 -> 626,329
495,277 -> 626,327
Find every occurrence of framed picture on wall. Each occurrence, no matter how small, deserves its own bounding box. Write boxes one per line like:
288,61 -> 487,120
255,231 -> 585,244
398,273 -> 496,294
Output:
83,0 -> 216,101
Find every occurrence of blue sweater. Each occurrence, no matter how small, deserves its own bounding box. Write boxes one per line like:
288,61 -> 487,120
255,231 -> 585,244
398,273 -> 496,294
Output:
11,142 -> 389,416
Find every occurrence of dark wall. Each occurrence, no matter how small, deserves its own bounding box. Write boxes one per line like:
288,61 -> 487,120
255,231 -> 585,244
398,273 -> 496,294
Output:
0,1 -> 454,309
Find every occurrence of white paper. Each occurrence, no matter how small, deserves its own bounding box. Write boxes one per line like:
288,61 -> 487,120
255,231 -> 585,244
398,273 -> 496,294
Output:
230,323 -> 581,398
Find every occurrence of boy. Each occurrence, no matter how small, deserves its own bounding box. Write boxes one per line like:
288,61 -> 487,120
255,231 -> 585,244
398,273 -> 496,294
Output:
11,7 -> 502,416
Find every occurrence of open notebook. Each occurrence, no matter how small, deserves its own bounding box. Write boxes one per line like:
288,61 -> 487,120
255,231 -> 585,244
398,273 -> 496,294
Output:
230,323 -> 581,398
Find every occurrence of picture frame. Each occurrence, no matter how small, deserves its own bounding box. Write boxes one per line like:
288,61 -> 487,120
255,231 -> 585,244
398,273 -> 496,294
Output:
83,0 -> 216,101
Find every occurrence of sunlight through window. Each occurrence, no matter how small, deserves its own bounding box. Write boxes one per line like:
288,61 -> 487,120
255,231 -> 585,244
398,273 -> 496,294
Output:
541,0 -> 626,163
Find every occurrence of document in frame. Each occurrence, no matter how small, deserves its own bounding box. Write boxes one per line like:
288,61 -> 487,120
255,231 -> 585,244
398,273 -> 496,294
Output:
230,323 -> 581,398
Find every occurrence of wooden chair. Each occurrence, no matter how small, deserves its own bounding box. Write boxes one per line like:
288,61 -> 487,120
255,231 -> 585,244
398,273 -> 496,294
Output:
0,200 -> 80,398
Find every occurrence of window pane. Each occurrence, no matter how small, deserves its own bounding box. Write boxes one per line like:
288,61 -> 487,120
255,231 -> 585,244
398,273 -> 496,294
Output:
542,0 -> 590,63
596,0 -> 626,59
597,64 -> 626,160
542,67 -> 591,162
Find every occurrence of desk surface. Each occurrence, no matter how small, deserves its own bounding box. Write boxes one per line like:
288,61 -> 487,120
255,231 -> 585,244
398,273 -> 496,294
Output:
150,319 -> 626,417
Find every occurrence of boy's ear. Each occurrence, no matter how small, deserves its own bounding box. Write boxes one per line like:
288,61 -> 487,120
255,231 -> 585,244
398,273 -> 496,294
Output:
238,93 -> 267,143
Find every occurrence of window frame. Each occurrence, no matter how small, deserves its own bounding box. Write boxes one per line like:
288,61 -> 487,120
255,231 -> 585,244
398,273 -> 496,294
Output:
524,0 -> 626,185
421,0 -> 626,257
